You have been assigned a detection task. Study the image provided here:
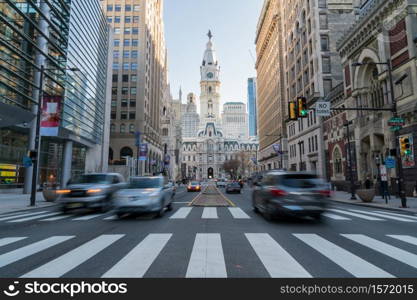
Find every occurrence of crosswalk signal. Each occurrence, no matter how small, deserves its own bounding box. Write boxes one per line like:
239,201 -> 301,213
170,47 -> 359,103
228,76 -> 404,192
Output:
288,101 -> 297,120
297,97 -> 308,118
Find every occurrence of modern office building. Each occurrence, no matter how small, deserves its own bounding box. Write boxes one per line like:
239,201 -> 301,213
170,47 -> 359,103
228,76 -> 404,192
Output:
0,0 -> 112,192
101,0 -> 169,175
247,78 -> 258,137
222,102 -> 249,140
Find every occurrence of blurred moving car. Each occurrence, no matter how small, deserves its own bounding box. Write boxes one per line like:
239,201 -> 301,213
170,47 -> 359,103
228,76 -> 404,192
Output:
57,173 -> 125,213
226,182 -> 242,194
216,179 -> 227,188
187,181 -> 201,192
112,176 -> 174,218
252,171 -> 328,221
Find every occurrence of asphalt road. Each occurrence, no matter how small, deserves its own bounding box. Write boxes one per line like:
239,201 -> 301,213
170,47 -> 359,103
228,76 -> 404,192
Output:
0,185 -> 417,278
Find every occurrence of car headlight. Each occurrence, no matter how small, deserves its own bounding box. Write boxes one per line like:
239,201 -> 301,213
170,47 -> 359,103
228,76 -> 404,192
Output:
87,189 -> 102,194
56,190 -> 71,195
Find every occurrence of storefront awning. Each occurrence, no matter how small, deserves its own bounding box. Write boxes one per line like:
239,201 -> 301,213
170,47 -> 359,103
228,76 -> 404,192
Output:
0,102 -> 35,128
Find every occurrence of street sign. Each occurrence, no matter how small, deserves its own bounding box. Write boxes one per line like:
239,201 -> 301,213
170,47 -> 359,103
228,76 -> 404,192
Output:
385,156 -> 396,169
139,143 -> 148,161
380,165 -> 388,182
272,144 -> 282,155
315,102 -> 331,117
388,117 -> 405,127
390,126 -> 402,132
23,156 -> 32,168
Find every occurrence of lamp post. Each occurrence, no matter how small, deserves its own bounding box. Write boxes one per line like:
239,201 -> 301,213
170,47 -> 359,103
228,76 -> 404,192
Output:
30,65 -> 80,206
344,121 -> 356,200
352,60 -> 407,207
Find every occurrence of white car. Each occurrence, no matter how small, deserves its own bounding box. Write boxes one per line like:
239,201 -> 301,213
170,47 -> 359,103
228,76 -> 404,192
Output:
216,179 -> 227,188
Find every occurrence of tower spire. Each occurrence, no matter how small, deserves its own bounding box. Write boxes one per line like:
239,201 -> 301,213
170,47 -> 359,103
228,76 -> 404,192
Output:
207,30 -> 213,40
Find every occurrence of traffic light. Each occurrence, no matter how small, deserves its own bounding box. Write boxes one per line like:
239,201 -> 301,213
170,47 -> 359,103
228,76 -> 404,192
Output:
288,101 -> 297,120
297,97 -> 308,118
400,137 -> 411,156
28,150 -> 37,160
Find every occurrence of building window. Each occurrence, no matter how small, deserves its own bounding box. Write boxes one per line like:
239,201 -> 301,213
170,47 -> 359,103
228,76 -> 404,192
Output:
125,4 -> 131,11
107,17 -> 112,23
110,124 -> 116,133
322,56 -> 331,73
129,112 -> 136,120
130,100 -> 136,107
112,74 -> 118,82
121,112 -> 127,120
162,128 -> 169,136
115,4 -> 121,12
333,148 -> 343,175
112,63 -> 119,70
122,87 -> 128,95
122,75 -> 129,82
107,5 -> 113,11
132,39 -> 138,46
124,39 -> 130,46
133,5 -> 140,11
125,16 -> 131,23
114,28 -> 121,34
114,39 -> 120,47
320,35 -> 329,51
123,63 -> 129,70
113,51 -> 120,59
129,124 -> 135,133
111,100 -> 117,107
319,14 -> 328,29
124,28 -> 131,35
121,99 -> 128,107
114,16 -> 120,23
131,74 -> 137,82
132,28 -> 139,35
133,16 -> 139,23
131,51 -> 138,58
323,79 -> 332,96
111,113 -> 116,120
123,51 -> 130,58
131,63 -> 138,70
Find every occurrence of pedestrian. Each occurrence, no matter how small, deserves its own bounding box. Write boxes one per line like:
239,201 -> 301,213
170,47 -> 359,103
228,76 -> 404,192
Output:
364,176 -> 371,189
413,181 -> 417,198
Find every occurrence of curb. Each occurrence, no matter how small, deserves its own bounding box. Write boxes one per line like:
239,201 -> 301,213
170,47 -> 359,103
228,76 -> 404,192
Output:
328,198 -> 417,215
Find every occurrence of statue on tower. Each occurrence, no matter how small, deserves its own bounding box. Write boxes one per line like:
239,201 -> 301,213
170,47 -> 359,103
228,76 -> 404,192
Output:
207,30 -> 213,40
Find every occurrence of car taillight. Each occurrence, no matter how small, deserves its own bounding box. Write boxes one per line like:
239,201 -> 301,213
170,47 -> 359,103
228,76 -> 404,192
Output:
270,189 -> 287,197
319,190 -> 331,197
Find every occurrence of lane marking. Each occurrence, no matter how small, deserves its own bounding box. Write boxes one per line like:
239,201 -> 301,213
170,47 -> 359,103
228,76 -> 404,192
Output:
202,207 -> 218,219
103,215 -> 117,221
294,234 -> 393,278
215,185 -> 236,207
373,211 -> 417,221
188,191 -> 203,206
245,233 -> 311,278
0,236 -> 74,268
228,207 -> 250,219
72,214 -> 105,221
172,202 -> 191,204
0,237 -> 27,248
342,234 -> 417,269
186,233 -> 227,278
102,234 -> 172,278
169,207 -> 192,219
348,209 -> 416,222
327,209 -> 384,221
22,234 -> 124,278
387,235 -> 417,246
322,213 -> 351,220
0,211 -> 49,222
8,212 -> 60,223
40,215 -> 72,222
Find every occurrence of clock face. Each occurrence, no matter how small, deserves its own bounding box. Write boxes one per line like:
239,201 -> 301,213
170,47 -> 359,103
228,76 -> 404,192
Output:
207,72 -> 214,79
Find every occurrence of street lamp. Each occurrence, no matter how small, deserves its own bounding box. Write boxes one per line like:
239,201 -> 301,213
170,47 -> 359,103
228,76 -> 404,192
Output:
30,65 -> 80,206
343,121 -> 356,200
351,60 -> 407,207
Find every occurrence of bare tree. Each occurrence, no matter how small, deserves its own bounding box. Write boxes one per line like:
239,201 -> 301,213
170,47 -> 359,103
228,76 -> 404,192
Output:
222,159 -> 240,180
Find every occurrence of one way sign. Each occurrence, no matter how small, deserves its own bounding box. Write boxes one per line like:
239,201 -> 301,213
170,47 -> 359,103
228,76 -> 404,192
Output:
315,102 -> 331,117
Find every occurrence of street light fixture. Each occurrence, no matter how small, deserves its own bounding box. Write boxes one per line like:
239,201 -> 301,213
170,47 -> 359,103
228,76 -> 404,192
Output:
351,60 -> 407,207
30,65 -> 81,206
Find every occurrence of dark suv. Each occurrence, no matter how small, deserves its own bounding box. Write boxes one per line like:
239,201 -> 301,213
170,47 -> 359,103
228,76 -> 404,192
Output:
58,173 -> 125,213
252,171 -> 329,221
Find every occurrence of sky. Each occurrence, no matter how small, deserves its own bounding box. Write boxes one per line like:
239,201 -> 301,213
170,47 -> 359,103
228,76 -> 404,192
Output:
164,0 -> 264,109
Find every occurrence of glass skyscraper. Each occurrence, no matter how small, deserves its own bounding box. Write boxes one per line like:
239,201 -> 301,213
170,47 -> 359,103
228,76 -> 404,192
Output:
0,0 -> 112,190
247,77 -> 257,137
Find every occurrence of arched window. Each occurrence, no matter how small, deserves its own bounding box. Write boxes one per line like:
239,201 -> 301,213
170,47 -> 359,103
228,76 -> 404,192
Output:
208,86 -> 212,93
120,124 -> 126,133
129,124 -> 135,133
110,124 -> 116,133
162,128 -> 168,136
333,148 -> 343,175
120,146 -> 133,159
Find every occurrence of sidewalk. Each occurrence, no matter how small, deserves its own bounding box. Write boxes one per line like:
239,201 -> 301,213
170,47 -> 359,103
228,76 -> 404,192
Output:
330,190 -> 417,214
0,192 -> 57,214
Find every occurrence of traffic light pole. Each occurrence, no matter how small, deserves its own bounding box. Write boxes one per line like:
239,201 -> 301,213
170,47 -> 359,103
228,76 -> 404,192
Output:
30,65 -> 44,207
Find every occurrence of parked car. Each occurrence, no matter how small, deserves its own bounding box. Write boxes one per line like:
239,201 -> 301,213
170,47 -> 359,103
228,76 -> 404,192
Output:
252,171 -> 328,221
112,176 -> 174,218
216,179 -> 227,188
57,173 -> 125,213
187,181 -> 201,192
226,182 -> 242,194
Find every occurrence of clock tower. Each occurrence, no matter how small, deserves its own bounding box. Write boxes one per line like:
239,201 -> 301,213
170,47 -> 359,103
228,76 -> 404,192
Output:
200,30 -> 221,122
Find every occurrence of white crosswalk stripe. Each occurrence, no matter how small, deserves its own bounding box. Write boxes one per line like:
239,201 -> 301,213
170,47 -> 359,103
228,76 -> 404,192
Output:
348,209 -> 417,222
342,234 -> 417,269
0,211 -> 49,222
103,215 -> 117,221
72,214 -> 105,221
0,237 -> 27,248
387,235 -> 417,246
322,213 -> 351,220
40,215 -> 72,222
169,207 -> 192,219
0,236 -> 74,268
327,209 -> 384,221
294,234 -> 393,278
202,207 -> 218,219
374,211 -> 417,221
102,234 -> 172,278
8,212 -> 61,223
228,208 -> 250,219
186,233 -> 227,278
245,233 -> 311,278
22,235 -> 124,278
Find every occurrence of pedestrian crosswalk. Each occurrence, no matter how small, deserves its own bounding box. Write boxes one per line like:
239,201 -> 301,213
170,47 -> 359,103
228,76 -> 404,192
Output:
0,233 -> 415,278
0,207 -> 416,223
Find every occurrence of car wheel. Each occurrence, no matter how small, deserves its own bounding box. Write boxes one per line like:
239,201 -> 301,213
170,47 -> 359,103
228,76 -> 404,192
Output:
253,205 -> 259,213
167,202 -> 173,211
116,213 -> 125,219
312,213 -> 322,221
156,204 -> 166,218
61,206 -> 69,214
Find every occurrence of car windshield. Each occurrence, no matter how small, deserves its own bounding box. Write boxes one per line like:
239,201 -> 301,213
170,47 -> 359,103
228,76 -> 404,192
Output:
190,182 -> 199,185
69,174 -> 111,184
128,178 -> 162,189
280,174 -> 318,188
229,183 -> 240,187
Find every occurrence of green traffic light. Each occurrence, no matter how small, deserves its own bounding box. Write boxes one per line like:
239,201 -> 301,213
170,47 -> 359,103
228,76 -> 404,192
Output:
301,110 -> 308,116
405,150 -> 412,155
